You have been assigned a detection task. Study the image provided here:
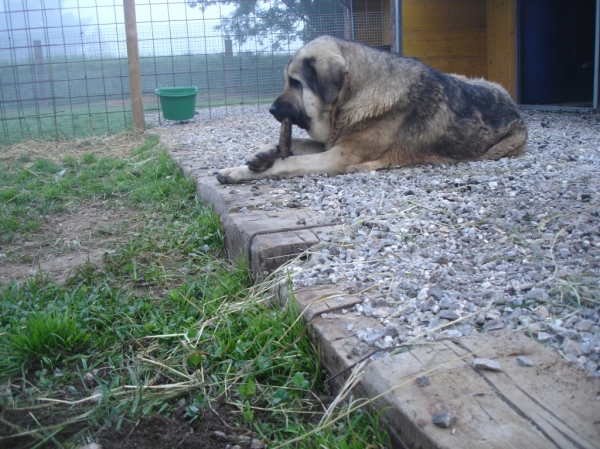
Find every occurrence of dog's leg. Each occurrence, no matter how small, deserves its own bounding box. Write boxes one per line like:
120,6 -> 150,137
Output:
245,145 -> 279,173
246,139 -> 326,173
285,139 -> 326,156
218,145 -> 359,184
347,159 -> 391,173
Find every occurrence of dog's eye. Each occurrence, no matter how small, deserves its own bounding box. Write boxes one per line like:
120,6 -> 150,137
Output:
289,77 -> 302,89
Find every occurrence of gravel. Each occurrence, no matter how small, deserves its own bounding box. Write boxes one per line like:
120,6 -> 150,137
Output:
516,356 -> 534,367
473,358 -> 503,372
154,106 -> 600,377
431,412 -> 457,428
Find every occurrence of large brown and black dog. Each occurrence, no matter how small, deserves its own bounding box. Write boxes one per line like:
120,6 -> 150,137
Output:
217,36 -> 527,184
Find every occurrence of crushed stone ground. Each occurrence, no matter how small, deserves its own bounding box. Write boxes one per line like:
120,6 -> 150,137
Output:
154,107 -> 600,376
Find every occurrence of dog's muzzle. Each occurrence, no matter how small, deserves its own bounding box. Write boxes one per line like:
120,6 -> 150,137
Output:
269,100 -> 310,130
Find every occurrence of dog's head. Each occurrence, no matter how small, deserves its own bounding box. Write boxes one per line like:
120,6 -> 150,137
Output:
270,36 -> 348,143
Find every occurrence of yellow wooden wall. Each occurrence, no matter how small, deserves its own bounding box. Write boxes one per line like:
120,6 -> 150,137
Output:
486,0 -> 516,98
402,0 -> 487,78
401,0 -> 516,98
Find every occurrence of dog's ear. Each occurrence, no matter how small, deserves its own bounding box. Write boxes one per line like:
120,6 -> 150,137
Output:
302,55 -> 348,104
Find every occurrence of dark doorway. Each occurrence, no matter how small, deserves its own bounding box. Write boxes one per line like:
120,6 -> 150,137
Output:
519,0 -> 598,106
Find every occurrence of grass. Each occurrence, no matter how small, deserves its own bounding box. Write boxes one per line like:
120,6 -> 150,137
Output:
1,51 -> 288,145
0,103 -> 135,145
0,94 -> 275,146
0,136 -> 195,244
0,137 -> 389,448
6,310 -> 91,367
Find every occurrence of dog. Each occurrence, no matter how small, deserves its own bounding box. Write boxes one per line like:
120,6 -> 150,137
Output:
216,36 -> 527,184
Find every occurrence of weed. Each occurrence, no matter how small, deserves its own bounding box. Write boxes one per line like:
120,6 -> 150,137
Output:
550,274 -> 600,308
0,138 -> 388,448
7,310 -> 90,368
81,153 -> 98,164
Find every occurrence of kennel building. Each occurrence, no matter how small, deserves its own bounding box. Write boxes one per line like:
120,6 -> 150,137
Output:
353,0 -> 599,110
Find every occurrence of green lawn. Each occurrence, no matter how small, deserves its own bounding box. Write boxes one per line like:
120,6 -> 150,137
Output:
0,137 -> 389,448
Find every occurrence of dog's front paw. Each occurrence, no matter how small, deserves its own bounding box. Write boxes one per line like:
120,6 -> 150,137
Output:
216,171 -> 237,184
216,167 -> 242,184
216,166 -> 255,184
247,147 -> 279,172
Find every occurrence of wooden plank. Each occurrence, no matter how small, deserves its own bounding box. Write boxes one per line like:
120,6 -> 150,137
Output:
403,0 -> 486,32
362,330 -> 600,448
219,209 -> 336,280
251,226 -> 334,279
286,285 -> 600,448
404,29 -> 487,58
486,0 -> 516,98
402,0 -> 488,78
286,285 -> 362,322
458,330 -> 600,448
419,56 -> 487,79
364,342 -> 546,448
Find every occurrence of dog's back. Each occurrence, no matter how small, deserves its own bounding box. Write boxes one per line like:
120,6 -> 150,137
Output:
323,37 -> 527,165
408,66 -> 527,162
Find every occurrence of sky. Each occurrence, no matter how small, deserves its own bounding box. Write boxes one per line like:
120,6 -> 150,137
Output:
69,0 -> 234,55
0,0 -> 237,58
60,0 -> 228,25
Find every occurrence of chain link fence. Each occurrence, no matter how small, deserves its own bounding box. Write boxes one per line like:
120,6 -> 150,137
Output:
0,0 -> 391,145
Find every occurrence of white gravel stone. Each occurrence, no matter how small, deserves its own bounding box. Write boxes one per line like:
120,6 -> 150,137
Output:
473,358 -> 503,372
432,412 -> 457,428
537,332 -> 553,343
517,356 -> 535,367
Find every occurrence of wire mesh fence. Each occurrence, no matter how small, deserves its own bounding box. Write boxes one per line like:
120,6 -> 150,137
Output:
0,0 -> 392,146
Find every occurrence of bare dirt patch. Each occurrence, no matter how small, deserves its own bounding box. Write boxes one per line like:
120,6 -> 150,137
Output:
95,404 -> 254,449
0,202 -> 142,284
0,400 -> 259,449
1,133 -> 153,285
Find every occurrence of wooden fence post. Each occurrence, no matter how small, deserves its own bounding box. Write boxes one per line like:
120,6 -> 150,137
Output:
123,0 -> 145,131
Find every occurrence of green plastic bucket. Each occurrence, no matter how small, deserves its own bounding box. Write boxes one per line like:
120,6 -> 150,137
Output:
155,86 -> 198,121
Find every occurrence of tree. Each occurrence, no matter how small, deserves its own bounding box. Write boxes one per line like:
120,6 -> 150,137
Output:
187,0 -> 351,51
